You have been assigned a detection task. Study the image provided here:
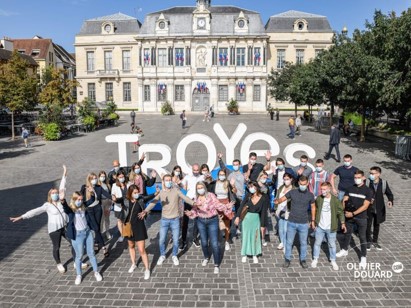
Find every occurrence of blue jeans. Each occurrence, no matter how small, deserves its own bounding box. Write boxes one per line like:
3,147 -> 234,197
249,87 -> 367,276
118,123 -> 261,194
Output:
338,190 -> 346,201
71,228 -> 99,276
289,126 -> 295,138
196,216 -> 221,266
313,227 -> 337,261
285,221 -> 309,261
278,218 -> 288,245
159,217 -> 180,257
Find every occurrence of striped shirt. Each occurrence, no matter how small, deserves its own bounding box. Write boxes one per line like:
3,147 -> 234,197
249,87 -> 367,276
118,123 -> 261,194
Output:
309,170 -> 330,197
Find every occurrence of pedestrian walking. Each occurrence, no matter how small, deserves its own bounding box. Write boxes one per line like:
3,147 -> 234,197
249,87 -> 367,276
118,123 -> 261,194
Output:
180,110 -> 187,129
21,126 -> 30,148
324,124 -> 341,162
295,114 -> 302,136
130,110 -> 136,123
287,116 -> 295,139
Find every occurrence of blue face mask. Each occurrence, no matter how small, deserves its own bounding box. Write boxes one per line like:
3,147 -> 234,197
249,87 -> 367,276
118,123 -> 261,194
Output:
75,200 -> 82,207
260,178 -> 267,184
164,181 -> 172,189
135,168 -> 141,174
369,174 -> 375,181
300,162 -> 307,167
51,193 -> 59,202
233,165 -> 240,171
219,175 -> 226,181
277,165 -> 285,171
132,194 -> 140,200
344,161 -> 351,167
299,185 -> 307,192
249,187 -> 256,194
315,167 -> 323,172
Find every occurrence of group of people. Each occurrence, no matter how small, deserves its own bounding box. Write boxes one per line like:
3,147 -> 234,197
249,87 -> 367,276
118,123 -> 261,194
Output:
287,115 -> 303,139
10,150 -> 394,284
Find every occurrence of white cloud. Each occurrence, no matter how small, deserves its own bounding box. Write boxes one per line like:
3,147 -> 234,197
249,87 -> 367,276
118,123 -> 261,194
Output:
0,9 -> 19,16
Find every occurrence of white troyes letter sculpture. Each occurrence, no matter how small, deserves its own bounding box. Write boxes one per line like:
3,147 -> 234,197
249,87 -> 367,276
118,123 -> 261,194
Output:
105,134 -> 139,167
240,132 -> 280,165
138,144 -> 172,177
213,123 -> 247,165
283,143 -> 316,170
176,133 -> 217,174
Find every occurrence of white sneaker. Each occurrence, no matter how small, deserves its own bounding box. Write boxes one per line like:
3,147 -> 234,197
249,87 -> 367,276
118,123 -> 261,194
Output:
253,256 -> 258,264
277,243 -> 284,250
117,236 -> 124,243
214,267 -> 219,274
225,242 -> 230,251
236,229 -> 241,236
311,259 -> 318,268
331,261 -> 339,271
144,269 -> 150,280
94,272 -> 103,282
74,275 -> 82,285
359,257 -> 367,270
172,256 -> 179,266
336,249 -> 348,258
201,259 -> 209,267
241,256 -> 247,263
262,240 -> 268,247
57,263 -> 66,273
128,264 -> 137,273
74,263 -> 88,270
157,256 -> 166,265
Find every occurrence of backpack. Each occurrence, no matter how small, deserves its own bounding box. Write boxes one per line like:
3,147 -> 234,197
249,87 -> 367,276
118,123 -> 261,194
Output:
366,179 -> 387,194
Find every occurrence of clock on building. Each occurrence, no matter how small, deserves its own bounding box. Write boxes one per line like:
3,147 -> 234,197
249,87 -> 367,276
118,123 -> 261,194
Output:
238,20 -> 245,28
104,24 -> 112,33
159,21 -> 166,29
197,18 -> 206,29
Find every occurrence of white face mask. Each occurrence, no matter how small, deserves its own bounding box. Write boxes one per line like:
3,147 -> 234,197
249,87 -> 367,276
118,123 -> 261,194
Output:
355,178 -> 363,185
91,179 -> 97,186
174,171 -> 180,176
197,188 -> 205,195
99,176 -> 106,182
250,159 -> 257,165
284,179 -> 292,186
118,178 -> 125,183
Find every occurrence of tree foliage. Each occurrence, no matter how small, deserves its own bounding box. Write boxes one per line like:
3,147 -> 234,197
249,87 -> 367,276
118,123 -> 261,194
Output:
0,50 -> 38,139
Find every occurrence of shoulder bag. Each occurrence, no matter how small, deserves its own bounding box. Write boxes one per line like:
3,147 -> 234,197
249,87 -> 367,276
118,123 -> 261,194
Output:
122,201 -> 136,238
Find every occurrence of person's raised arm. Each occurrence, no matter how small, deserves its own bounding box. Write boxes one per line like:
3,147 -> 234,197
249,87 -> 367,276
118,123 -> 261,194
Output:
217,152 -> 226,170
59,165 -> 67,200
263,150 -> 272,171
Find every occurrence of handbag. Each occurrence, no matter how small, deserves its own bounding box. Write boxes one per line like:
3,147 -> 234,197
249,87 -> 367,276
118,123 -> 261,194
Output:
121,201 -> 136,238
239,205 -> 249,221
54,202 -> 68,233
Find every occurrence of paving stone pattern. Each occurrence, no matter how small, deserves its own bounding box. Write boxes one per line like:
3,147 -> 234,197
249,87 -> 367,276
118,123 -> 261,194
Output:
0,113 -> 410,308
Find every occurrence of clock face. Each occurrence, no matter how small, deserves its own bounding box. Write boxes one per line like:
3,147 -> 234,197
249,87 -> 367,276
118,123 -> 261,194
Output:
238,20 -> 245,28
159,21 -> 165,29
104,24 -> 111,33
198,18 -> 206,28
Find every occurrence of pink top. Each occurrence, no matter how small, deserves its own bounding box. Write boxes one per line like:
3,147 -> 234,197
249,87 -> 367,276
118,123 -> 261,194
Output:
134,175 -> 144,194
188,192 -> 232,219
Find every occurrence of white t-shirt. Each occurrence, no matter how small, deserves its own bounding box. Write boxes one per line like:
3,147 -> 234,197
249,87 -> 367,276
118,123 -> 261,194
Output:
319,197 -> 331,230
182,174 -> 205,199
276,170 -> 285,189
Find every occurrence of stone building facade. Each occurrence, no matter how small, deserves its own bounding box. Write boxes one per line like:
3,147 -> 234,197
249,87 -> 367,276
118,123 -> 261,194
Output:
75,1 -> 333,112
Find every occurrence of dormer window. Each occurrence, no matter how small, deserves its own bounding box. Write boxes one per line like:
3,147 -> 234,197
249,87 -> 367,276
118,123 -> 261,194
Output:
235,11 -> 248,33
156,13 -> 169,33
159,21 -> 166,29
102,22 -> 114,34
294,19 -> 308,31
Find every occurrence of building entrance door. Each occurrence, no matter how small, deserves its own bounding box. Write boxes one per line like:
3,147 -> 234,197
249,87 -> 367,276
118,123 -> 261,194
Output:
192,88 -> 210,111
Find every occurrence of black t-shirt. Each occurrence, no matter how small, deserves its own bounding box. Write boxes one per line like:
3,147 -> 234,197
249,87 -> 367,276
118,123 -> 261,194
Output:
242,163 -> 265,182
345,185 -> 373,219
334,165 -> 358,191
285,189 -> 315,224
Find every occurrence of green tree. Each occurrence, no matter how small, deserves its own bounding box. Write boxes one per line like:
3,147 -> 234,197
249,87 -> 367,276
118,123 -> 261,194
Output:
0,50 -> 38,140
38,67 -> 78,125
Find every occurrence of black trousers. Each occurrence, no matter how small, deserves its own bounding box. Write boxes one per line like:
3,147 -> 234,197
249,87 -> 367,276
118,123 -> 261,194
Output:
326,144 -> 341,161
49,227 -> 74,264
181,202 -> 199,243
86,204 -> 105,247
341,217 -> 368,257
366,213 -> 380,243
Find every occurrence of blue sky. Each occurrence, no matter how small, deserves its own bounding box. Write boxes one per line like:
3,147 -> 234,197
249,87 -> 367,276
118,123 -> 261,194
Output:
1,0 -> 410,53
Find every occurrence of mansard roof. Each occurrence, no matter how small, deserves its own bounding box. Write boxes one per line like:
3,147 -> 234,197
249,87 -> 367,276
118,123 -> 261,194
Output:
265,10 -> 332,32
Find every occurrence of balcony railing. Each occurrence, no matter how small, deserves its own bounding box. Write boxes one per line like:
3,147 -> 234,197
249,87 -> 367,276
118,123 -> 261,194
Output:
96,69 -> 119,77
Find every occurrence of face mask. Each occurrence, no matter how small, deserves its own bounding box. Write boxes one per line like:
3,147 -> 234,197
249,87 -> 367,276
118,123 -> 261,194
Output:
233,165 -> 240,171
174,171 -> 180,176
260,178 -> 267,184
344,161 -> 351,167
202,171 -> 208,176
134,168 -> 141,174
321,190 -> 329,197
51,193 -> 59,202
250,159 -> 256,165
119,178 -> 125,183
299,185 -> 307,192
355,178 -> 363,185
369,174 -> 375,181
277,165 -> 284,171
91,179 -> 97,186
219,175 -> 226,181
132,193 -> 139,199
99,176 -> 106,182
315,167 -> 323,172
75,200 -> 82,207
284,179 -> 292,186
249,187 -> 256,194
164,181 -> 172,189
197,188 -> 205,195
114,166 -> 120,172
300,162 -> 307,167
